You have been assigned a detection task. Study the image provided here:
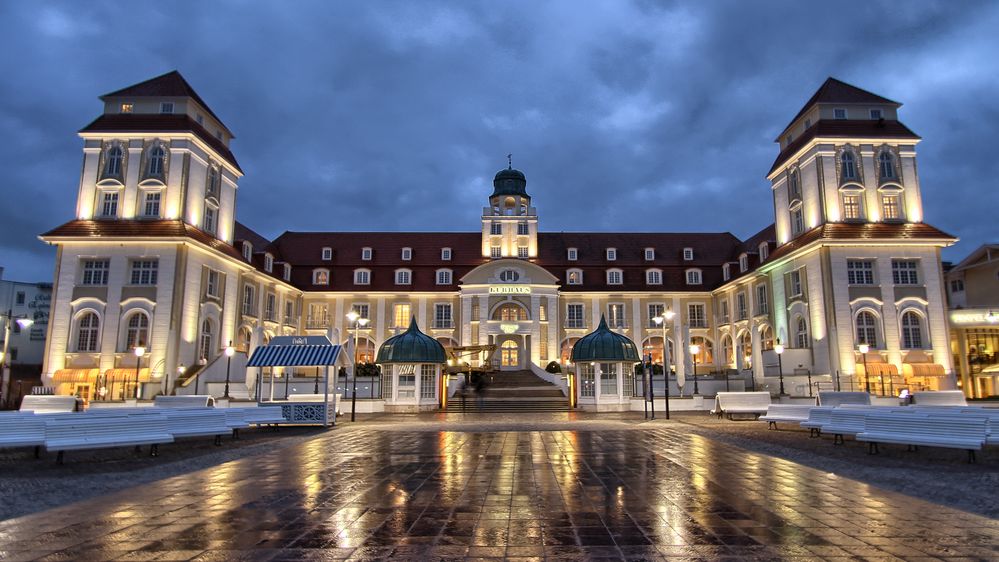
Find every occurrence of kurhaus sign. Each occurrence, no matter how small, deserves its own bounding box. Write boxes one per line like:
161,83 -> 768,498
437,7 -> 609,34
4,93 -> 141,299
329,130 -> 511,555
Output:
489,285 -> 531,295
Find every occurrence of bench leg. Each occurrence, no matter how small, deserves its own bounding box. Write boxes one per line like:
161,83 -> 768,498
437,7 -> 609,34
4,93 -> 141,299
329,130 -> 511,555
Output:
968,450 -> 976,464
214,434 -> 222,446
767,421 -> 776,430
56,451 -> 64,465
868,442 -> 879,455
34,446 -> 40,459
809,428 -> 819,438
150,444 -> 159,457
232,428 -> 240,440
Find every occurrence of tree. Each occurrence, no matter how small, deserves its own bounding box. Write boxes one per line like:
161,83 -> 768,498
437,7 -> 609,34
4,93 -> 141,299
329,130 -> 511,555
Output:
545,361 -> 562,374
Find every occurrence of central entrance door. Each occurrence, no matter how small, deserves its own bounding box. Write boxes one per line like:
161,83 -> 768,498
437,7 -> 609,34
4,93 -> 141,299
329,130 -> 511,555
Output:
500,340 -> 519,369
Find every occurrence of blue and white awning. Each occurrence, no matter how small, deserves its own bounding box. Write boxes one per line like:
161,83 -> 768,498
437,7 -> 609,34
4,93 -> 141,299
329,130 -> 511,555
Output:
248,343 -> 343,367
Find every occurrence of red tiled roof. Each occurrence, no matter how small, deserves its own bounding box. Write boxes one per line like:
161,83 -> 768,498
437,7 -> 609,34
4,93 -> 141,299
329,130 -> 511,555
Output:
781,77 -> 900,137
764,222 -> 957,265
79,114 -> 242,173
769,119 -> 919,175
100,70 -> 231,135
40,220 -> 244,261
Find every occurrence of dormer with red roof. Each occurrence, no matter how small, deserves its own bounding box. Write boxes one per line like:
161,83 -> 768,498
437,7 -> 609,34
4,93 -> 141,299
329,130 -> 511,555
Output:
75,71 -> 243,244
767,78 -> 923,246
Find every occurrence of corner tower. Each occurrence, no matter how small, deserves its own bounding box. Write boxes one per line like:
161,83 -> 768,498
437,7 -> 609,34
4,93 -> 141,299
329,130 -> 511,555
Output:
481,164 -> 538,259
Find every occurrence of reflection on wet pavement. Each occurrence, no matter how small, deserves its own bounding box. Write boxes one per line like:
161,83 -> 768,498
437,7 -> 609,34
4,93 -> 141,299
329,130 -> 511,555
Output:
0,425 -> 996,560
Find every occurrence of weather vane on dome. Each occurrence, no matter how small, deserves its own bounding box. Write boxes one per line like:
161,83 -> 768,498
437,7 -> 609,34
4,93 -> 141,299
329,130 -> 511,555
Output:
507,153 -> 512,169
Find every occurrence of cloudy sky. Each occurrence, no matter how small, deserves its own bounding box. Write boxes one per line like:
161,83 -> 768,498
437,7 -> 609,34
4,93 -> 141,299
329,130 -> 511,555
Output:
1,1 -> 997,281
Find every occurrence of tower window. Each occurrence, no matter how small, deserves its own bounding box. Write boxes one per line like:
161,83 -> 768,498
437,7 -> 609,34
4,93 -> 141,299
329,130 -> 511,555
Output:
490,246 -> 501,259
322,247 -> 332,260
606,248 -> 616,261
833,108 -> 847,119
401,247 -> 412,260
99,191 -> 119,218
104,145 -> 123,177
878,151 -> 896,180
567,248 -> 577,261
361,247 -> 372,260
441,247 -> 451,261
120,103 -> 133,114
788,169 -> 801,199
203,200 -> 218,235
146,145 -> 166,177
490,222 -> 502,235
789,270 -> 803,296
791,205 -> 804,235
160,102 -> 174,114
842,194 -> 862,220
882,194 -> 901,220
683,248 -> 694,261
856,311 -> 878,348
517,246 -> 529,258
143,191 -> 161,218
841,151 -> 857,181
517,222 -> 529,235
870,108 -> 883,120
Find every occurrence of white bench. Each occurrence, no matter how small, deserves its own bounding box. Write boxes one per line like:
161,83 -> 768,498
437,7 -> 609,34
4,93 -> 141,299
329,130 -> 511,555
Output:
760,405 -> 825,429
155,395 -> 215,408
711,392 -> 771,419
223,409 -> 250,438
817,391 -> 871,407
912,390 -> 967,406
240,406 -> 287,426
799,407 -> 836,437
856,412 -> 988,463
0,413 -> 47,457
822,407 -> 914,444
913,407 -> 999,445
159,408 -> 230,445
20,395 -> 78,414
44,413 -> 173,463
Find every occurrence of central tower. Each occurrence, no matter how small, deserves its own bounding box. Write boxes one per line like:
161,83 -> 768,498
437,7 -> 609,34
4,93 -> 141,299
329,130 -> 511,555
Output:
480,165 -> 538,259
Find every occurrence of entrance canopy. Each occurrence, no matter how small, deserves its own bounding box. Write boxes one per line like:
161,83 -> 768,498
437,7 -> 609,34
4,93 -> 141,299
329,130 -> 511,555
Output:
248,335 -> 343,367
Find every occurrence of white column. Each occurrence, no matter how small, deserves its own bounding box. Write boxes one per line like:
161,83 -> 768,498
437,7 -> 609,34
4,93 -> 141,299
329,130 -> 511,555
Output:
546,295 -> 559,361
590,295 -> 601,328
530,295 -> 541,366
751,323 -> 764,387
477,295 -> 489,345
123,146 -> 142,218
671,297 -> 684,382
417,297 -> 427,328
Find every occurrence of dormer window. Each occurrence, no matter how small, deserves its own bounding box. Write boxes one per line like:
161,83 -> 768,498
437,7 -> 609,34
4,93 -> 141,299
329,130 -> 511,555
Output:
436,269 -> 452,285
322,247 -> 332,260
361,247 -> 372,261
441,247 -> 452,261
646,269 -> 662,285
196,114 -> 204,125
395,269 -> 411,285
723,264 -> 731,281
242,242 -> 252,262
567,268 -> 583,285
354,269 -> 370,285
739,254 -> 748,273
683,248 -> 694,261
120,103 -> 133,113
644,248 -> 655,261
759,242 -> 768,261
606,248 -> 617,261
834,108 -> 847,120
401,247 -> 412,261
804,118 -> 811,129
283,264 -> 291,282
264,254 -> 274,273
606,269 -> 623,285
685,269 -> 702,285
567,248 -> 577,261
160,102 -> 174,114
313,269 -> 330,285
870,108 -> 883,120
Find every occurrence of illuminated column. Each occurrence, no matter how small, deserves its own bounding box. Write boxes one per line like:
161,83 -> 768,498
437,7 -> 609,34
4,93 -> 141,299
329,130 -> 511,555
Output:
531,294 -> 541,366
460,296 -> 473,347
122,144 -> 142,218
751,323 -> 764,387
671,297 -> 684,381
164,149 -> 187,219
77,145 -> 101,219
477,295 -> 489,345
546,295 -> 558,361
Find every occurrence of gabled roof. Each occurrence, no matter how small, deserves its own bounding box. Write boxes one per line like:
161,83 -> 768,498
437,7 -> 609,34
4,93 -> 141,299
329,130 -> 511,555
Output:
100,70 -> 232,135
781,77 -> 900,137
949,243 -> 999,273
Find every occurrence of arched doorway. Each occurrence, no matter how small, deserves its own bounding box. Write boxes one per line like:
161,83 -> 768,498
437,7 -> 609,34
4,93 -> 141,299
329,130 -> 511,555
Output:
500,340 -> 519,369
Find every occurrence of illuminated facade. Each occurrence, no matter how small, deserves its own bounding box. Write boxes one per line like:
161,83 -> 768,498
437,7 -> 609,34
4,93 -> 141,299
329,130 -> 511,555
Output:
40,72 -> 957,401
945,244 -> 999,398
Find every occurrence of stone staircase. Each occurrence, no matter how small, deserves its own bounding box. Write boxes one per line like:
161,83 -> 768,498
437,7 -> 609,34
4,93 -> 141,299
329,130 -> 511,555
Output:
445,369 -> 568,412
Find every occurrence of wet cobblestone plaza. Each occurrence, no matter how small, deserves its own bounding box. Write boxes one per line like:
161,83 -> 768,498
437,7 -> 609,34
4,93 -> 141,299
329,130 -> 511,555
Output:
1,419 -> 997,561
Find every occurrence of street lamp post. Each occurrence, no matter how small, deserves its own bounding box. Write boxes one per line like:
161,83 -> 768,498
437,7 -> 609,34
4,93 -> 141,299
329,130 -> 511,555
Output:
133,346 -> 146,400
346,311 -> 370,422
223,341 -> 235,398
1,310 -> 34,408
858,343 -> 871,393
195,357 -> 206,395
173,365 -> 184,397
653,309 -> 674,420
774,339 -> 786,396
689,343 -> 700,395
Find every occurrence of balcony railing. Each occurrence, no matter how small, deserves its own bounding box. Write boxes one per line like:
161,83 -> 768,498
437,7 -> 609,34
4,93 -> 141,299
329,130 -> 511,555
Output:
283,315 -> 298,325
689,320 -> 706,328
305,318 -> 329,329
241,306 -> 257,317
432,321 -> 455,329
565,320 -> 586,329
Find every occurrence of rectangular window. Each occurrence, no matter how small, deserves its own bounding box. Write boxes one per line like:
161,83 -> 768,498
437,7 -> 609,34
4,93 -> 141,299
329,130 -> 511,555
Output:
354,270 -> 370,285
600,363 -> 618,395
791,207 -> 804,235
160,102 -> 174,114
606,248 -> 616,261
322,247 -> 332,260
120,103 -> 133,113
756,284 -> 768,315
539,304 -> 547,322
579,363 -> 595,397
308,304 -> 328,328
351,303 -> 370,320
490,222 -> 501,235
607,270 -> 622,285
285,301 -> 294,323
607,304 -> 625,328
843,195 -> 861,220
393,304 -> 411,328
490,246 -> 502,258
143,192 -> 161,217
204,206 -> 217,235
206,269 -> 221,297
434,303 -> 453,329
834,108 -> 847,119
870,108 -> 883,120
686,270 -> 701,285
265,293 -> 276,321
264,255 -> 273,272
361,248 -> 372,260
847,260 -> 874,285
688,304 -> 706,328
100,191 -> 119,217
892,260 -> 919,285
759,244 -> 768,261
401,247 -> 412,260
644,248 -> 655,261
437,270 -> 452,285
441,247 -> 451,261
283,264 -> 291,282
739,255 -> 748,272
723,264 -> 730,281
196,114 -> 204,125
648,304 -> 664,326
567,270 -> 582,285
81,259 -> 110,285
683,248 -> 694,261
15,292 -> 25,305
721,300 -> 729,322
950,279 -> 964,293
313,270 -> 329,285
395,270 -> 411,285
790,270 -> 803,296
397,364 -> 416,398
242,285 -> 255,316
737,293 -> 747,320
882,195 -> 900,220
420,364 -> 436,400
517,246 -> 529,258
567,248 -> 577,261
517,222 -> 529,235
646,270 -> 661,285
566,303 -> 584,329
129,260 -> 159,285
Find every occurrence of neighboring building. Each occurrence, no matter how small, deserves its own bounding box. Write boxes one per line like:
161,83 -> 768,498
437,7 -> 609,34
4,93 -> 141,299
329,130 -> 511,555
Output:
0,267 -> 53,401
944,244 -> 999,398
39,72 -> 958,402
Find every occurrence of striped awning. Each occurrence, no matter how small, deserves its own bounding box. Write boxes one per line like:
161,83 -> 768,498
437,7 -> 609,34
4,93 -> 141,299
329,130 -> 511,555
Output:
104,368 -> 153,382
52,368 -> 100,383
248,344 -> 342,367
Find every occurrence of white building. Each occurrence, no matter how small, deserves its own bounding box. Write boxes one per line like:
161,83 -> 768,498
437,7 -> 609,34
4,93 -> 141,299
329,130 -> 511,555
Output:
0,268 -> 52,401
39,72 -> 957,402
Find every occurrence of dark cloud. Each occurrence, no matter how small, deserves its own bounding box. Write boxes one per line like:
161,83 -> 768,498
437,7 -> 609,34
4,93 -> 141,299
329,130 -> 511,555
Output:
1,0 -> 996,281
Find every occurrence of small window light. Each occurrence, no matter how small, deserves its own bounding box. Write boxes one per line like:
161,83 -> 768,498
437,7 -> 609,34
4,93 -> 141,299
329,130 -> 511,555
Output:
120,103 -> 134,113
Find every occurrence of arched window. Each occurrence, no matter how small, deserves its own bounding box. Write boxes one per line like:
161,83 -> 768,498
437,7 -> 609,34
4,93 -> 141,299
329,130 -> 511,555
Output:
878,151 -> 895,180
795,316 -> 809,348
207,166 -> 220,196
788,169 -> 801,199
203,198 -> 219,235
494,303 -> 528,321
238,326 -> 252,352
761,325 -> 774,350
901,311 -> 925,349
740,332 -> 752,369
856,311 -> 878,348
721,335 -> 733,366
690,336 -> 713,365
147,145 -> 166,177
105,145 -> 123,177
841,151 -> 856,181
199,319 -> 214,361
567,268 -> 583,285
124,313 -> 149,350
75,312 -> 100,352
606,269 -> 623,285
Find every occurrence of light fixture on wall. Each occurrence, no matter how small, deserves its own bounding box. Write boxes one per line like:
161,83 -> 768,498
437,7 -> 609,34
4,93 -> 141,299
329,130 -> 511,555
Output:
987,311 -> 998,324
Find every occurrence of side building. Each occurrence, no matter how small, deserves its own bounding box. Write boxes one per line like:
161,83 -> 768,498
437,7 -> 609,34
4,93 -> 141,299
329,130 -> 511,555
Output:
944,244 -> 999,398
39,72 -> 957,403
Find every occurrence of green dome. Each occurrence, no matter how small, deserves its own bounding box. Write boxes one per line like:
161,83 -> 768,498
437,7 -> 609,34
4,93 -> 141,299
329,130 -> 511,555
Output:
375,317 -> 447,364
491,167 -> 528,197
571,315 -> 641,363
